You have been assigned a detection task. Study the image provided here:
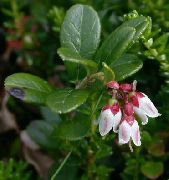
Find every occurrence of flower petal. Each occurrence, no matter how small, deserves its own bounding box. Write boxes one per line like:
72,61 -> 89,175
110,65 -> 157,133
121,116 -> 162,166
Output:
99,109 -> 114,136
131,120 -> 141,146
139,94 -> 161,118
133,107 -> 148,125
118,120 -> 131,144
113,110 -> 122,133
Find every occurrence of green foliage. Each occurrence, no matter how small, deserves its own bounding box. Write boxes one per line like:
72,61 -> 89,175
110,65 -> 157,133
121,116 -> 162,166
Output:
5,73 -> 54,104
2,1 -> 169,179
141,161 -> 164,179
46,88 -> 89,114
60,4 -> 101,59
0,159 -> 31,180
27,120 -> 58,150
102,62 -> 115,83
111,54 -> 143,81
96,26 -> 135,65
52,113 -> 90,141
57,47 -> 98,74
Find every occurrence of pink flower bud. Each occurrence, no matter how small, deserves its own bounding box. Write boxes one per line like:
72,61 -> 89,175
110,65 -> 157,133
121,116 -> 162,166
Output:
123,115 -> 135,126
111,104 -> 120,115
106,81 -> 119,89
130,94 -> 139,107
119,83 -> 133,92
124,103 -> 134,116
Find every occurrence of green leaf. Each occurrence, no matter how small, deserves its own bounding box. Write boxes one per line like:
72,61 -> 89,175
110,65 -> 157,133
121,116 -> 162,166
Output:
26,120 -> 58,149
102,62 -> 115,83
121,16 -> 149,43
4,73 -> 54,104
111,54 -> 143,81
40,106 -> 61,124
141,162 -> 164,179
46,88 -> 89,114
95,27 -> 135,65
57,48 -> 98,74
52,114 -> 90,141
60,4 -> 101,59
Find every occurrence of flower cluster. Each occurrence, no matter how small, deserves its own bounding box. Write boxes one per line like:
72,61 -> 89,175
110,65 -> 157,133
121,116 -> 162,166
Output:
98,80 -> 161,147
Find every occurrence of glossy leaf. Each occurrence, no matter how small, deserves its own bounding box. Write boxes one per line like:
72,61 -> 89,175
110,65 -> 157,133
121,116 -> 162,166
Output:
60,4 -> 101,59
95,27 -> 135,65
111,54 -> 143,81
102,62 -> 115,83
46,88 -> 89,114
52,114 -> 90,141
141,162 -> 164,179
4,73 -> 54,104
121,16 -> 149,43
57,48 -> 98,74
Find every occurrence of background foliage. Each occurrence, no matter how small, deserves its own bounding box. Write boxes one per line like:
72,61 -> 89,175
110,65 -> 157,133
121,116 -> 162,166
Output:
0,0 -> 169,179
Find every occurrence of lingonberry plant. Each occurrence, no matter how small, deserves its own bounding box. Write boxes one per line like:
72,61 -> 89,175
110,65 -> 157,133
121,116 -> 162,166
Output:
4,4 -> 163,179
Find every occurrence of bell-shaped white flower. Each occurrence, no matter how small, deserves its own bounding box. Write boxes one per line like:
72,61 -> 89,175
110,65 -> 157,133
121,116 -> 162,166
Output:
118,116 -> 141,146
131,92 -> 161,125
133,106 -> 148,125
137,93 -> 161,118
99,104 -> 122,136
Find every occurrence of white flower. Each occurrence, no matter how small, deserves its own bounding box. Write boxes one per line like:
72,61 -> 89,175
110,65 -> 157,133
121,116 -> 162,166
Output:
118,117 -> 141,146
131,92 -> 161,125
99,104 -> 122,136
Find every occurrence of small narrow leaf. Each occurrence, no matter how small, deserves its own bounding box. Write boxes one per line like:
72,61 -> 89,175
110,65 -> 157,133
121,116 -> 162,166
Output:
111,54 -> 143,81
95,27 -> 136,65
102,62 -> 115,83
5,73 -> 54,104
61,4 -> 101,59
46,88 -> 89,114
57,48 -> 98,74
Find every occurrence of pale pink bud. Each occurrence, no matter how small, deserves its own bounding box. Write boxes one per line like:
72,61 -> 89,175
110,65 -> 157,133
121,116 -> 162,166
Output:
124,103 -> 134,116
106,81 -> 119,89
123,115 -> 135,126
119,83 -> 133,92
130,94 -> 139,107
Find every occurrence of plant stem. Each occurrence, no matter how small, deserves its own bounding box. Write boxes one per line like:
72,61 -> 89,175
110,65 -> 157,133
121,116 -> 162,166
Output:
50,151 -> 72,180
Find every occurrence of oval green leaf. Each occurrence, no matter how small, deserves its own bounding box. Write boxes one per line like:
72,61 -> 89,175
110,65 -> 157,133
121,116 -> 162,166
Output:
5,73 -> 54,104
111,54 -> 143,81
60,4 -> 101,59
46,88 -> 89,114
141,161 -> 164,179
95,27 -> 136,65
